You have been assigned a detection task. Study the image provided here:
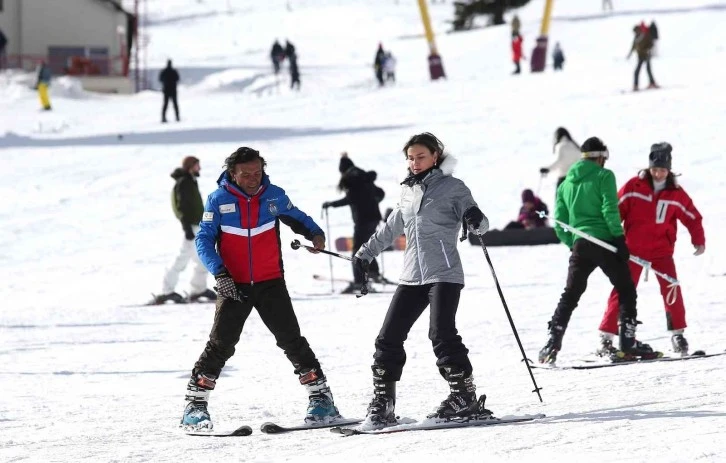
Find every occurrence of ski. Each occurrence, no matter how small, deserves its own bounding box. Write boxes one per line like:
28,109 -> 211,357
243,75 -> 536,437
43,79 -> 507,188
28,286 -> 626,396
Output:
312,274 -> 398,286
330,413 -> 545,436
531,350 -> 726,370
260,418 -> 362,434
184,425 -> 253,437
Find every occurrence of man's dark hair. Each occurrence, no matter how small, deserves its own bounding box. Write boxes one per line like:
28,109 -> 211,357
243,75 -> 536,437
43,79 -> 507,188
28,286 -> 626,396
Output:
402,132 -> 446,159
224,147 -> 267,173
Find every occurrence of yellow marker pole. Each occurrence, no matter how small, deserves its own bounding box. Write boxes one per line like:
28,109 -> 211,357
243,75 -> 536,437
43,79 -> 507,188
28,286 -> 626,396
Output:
530,0 -> 555,73
416,0 -> 446,80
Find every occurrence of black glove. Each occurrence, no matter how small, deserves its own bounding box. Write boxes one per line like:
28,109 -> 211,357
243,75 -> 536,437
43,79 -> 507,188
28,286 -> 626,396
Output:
612,235 -> 630,261
353,256 -> 370,275
463,206 -> 489,235
214,269 -> 242,301
183,223 -> 195,241
540,167 -> 550,175
322,202 -> 332,209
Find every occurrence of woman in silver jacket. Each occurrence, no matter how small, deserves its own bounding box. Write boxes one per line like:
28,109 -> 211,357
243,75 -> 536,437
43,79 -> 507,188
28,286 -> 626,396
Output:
353,132 -> 490,428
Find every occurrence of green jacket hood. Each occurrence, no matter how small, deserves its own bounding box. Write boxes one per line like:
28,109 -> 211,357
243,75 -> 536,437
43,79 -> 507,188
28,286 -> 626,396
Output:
566,159 -> 600,183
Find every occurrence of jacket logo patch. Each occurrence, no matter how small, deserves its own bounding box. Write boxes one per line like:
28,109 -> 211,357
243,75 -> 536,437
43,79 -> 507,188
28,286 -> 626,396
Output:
220,203 -> 236,214
287,199 -> 293,210
268,202 -> 279,216
202,211 -> 214,222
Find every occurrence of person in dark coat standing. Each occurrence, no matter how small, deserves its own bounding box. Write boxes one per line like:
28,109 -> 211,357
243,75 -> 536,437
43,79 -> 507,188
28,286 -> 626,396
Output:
0,28 -> 7,70
374,43 -> 386,86
271,40 -> 284,74
323,153 -> 385,293
627,25 -> 658,91
159,59 -> 180,123
289,51 -> 301,90
552,42 -> 565,71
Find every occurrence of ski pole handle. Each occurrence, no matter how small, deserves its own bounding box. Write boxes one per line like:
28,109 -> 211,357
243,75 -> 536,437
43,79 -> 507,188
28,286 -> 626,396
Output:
290,239 -> 353,261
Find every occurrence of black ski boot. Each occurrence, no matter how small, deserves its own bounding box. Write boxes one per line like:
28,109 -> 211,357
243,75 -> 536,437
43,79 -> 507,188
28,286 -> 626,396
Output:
618,318 -> 658,360
539,322 -> 565,364
671,331 -> 689,356
189,289 -> 217,303
363,366 -> 396,429
427,366 -> 480,419
150,292 -> 185,305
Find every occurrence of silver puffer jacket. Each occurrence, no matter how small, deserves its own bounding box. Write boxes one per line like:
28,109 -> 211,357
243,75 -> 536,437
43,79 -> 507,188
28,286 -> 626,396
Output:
356,157 -> 488,286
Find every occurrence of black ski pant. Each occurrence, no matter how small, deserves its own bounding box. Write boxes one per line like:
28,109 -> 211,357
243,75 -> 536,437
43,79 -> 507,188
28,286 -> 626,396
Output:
162,91 -> 179,121
352,220 -> 380,284
634,57 -> 655,88
373,282 -> 472,381
192,278 -> 322,380
551,239 -> 637,330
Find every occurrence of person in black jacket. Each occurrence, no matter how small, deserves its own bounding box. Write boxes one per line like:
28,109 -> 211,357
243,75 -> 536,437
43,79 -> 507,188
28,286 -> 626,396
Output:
152,156 -> 216,304
271,40 -> 284,74
323,153 -> 385,293
159,59 -> 180,123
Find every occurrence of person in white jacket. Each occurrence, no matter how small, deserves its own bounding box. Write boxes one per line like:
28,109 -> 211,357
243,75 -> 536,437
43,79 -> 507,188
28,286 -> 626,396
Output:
540,127 -> 581,187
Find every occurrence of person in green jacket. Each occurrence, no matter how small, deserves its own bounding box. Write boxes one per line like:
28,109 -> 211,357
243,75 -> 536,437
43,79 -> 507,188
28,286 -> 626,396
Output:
151,156 -> 217,304
539,137 -> 656,364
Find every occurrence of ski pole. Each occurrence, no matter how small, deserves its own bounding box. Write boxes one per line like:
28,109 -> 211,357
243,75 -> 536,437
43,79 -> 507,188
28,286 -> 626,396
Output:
290,240 -> 368,297
472,231 -> 544,403
536,211 -> 679,304
323,208 -> 335,294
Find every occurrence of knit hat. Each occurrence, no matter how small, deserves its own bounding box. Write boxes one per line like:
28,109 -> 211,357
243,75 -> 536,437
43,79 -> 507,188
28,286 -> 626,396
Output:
649,142 -> 672,170
521,189 -> 535,203
182,156 -> 200,171
580,137 -> 609,159
339,152 -> 354,173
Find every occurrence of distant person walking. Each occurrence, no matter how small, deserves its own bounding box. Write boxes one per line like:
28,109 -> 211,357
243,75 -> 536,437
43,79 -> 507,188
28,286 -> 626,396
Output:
159,59 -> 180,123
36,61 -> 52,111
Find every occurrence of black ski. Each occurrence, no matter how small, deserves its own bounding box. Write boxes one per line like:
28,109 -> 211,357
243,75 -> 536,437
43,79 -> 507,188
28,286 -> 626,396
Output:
184,425 -> 253,437
532,350 -> 725,370
330,414 -> 545,436
260,418 -> 362,434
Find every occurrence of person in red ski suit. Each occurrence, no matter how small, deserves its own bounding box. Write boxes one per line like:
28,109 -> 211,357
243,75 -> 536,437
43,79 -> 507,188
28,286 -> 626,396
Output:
598,143 -> 705,356
512,33 -> 524,74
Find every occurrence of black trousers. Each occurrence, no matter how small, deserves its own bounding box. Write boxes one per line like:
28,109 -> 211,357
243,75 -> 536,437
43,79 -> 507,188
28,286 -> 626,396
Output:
162,92 -> 179,121
352,220 -> 380,283
551,239 -> 637,329
192,278 -> 321,379
373,282 -> 471,381
634,57 -> 655,87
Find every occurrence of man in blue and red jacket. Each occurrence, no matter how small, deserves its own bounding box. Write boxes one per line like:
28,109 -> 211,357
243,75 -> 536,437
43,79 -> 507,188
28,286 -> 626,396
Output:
180,147 -> 342,431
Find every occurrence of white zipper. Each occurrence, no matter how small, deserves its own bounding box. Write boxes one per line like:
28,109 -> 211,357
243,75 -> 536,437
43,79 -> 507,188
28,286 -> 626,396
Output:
439,240 -> 451,268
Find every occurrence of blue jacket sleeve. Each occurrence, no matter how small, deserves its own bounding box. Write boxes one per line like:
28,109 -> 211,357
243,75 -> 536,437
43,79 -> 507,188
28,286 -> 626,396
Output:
195,194 -> 225,275
277,193 -> 324,240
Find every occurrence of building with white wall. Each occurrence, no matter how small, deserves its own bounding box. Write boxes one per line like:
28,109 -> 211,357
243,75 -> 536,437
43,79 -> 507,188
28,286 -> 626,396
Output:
0,0 -> 135,93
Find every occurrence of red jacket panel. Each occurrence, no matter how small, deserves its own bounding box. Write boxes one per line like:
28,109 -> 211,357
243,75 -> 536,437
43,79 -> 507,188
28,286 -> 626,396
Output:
618,174 -> 705,259
512,36 -> 523,62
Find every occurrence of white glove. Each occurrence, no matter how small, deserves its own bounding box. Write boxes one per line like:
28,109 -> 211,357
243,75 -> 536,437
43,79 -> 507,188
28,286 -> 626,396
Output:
693,245 -> 705,256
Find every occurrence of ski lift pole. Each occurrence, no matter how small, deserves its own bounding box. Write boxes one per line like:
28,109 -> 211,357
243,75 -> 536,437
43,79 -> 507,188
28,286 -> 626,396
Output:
537,211 -> 680,304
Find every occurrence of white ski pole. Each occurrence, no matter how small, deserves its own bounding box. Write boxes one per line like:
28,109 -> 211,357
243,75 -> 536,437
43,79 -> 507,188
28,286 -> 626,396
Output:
536,211 -> 680,304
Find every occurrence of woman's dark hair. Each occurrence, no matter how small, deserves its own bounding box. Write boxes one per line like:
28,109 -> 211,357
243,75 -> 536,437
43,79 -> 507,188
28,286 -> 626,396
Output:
554,127 -> 577,150
640,168 -> 677,189
402,132 -> 446,160
225,147 -> 267,173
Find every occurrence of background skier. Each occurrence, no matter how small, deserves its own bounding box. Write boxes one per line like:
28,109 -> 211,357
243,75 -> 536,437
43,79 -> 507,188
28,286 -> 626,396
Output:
322,152 -> 385,293
597,143 -> 705,356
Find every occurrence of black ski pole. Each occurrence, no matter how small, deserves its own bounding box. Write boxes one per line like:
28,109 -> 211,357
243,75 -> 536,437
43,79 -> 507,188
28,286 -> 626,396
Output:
471,232 -> 544,402
290,240 -> 368,297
